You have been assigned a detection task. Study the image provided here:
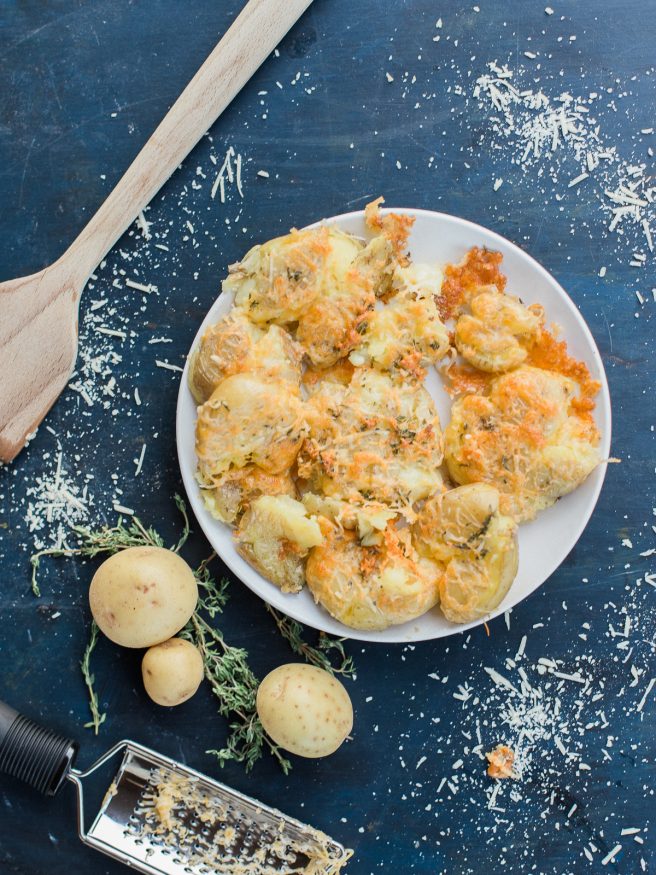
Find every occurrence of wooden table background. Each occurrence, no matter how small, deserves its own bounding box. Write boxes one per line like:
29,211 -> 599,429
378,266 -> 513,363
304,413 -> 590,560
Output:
1,1 -> 654,873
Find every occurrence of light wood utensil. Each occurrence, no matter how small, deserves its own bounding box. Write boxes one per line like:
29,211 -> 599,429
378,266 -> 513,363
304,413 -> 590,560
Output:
0,0 -> 314,463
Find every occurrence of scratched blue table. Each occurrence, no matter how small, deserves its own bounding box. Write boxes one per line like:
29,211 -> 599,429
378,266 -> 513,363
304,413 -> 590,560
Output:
1,2 -> 655,873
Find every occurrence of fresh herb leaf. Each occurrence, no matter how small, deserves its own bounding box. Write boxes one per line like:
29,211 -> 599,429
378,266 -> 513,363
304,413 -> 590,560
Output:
80,620 -> 106,735
265,605 -> 356,679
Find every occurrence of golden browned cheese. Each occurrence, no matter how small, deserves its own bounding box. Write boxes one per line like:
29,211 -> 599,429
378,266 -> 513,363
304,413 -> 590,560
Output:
438,246 -> 507,320
202,466 -> 296,524
526,325 -> 600,416
305,524 -> 442,630
296,263 -> 374,367
413,484 -> 518,623
443,366 -> 600,522
195,373 -> 306,485
442,362 -> 494,397
486,745 -> 518,779
364,196 -> 414,261
188,314 -> 303,404
298,367 -> 443,514
454,291 -> 544,373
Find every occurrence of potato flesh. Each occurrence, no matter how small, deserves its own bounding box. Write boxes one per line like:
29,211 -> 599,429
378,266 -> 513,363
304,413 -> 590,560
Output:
256,664 -> 353,758
237,495 -> 323,593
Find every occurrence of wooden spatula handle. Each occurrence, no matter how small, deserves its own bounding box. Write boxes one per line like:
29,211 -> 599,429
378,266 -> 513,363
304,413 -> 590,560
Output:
65,0 -> 314,285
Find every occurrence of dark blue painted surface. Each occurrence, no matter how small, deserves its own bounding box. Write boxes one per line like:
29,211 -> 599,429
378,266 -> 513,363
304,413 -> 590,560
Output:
1,2 -> 655,874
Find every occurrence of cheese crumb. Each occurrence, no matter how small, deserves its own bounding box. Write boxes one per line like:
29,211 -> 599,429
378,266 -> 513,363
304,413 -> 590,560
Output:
486,744 -> 518,779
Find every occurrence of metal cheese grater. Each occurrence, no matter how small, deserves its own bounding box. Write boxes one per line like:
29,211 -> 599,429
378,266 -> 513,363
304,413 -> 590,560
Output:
0,701 -> 350,874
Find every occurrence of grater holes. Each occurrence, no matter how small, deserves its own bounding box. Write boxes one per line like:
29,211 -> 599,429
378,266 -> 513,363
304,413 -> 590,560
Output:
113,760 -> 342,873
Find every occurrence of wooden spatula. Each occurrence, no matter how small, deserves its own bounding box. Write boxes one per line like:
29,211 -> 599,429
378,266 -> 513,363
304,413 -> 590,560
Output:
0,0 -> 313,463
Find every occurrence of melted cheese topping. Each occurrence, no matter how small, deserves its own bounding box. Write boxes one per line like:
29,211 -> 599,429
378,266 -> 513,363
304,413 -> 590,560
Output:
306,524 -> 442,631
195,373 -> 306,484
298,368 -> 443,514
350,263 -> 449,377
413,483 -> 518,623
454,291 -> 543,373
225,226 -> 351,325
443,366 -> 600,522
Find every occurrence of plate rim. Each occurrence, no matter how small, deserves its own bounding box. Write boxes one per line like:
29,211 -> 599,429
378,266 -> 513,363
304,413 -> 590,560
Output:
176,206 -> 612,644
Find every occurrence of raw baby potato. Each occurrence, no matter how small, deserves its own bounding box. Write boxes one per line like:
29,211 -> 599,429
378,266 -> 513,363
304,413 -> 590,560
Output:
256,663 -> 353,758
89,546 -> 198,648
142,638 -> 204,707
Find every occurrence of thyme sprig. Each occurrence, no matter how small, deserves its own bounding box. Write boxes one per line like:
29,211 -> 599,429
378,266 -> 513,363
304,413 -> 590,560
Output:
265,605 -> 356,679
80,620 -> 106,735
181,558 -> 291,772
29,496 -> 190,596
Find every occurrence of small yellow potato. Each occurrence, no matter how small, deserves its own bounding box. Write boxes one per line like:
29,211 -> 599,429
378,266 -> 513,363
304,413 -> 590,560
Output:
89,547 -> 198,648
142,638 -> 204,707
256,664 -> 353,758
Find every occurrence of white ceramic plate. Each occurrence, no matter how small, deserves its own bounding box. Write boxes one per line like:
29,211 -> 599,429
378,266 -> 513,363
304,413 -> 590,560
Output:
176,208 -> 611,643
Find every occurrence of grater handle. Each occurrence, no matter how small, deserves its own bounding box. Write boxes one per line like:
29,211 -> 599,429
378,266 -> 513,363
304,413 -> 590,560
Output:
0,700 -> 78,796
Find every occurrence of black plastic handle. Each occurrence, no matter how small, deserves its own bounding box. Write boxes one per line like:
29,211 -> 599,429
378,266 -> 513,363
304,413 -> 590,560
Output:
0,701 -> 78,796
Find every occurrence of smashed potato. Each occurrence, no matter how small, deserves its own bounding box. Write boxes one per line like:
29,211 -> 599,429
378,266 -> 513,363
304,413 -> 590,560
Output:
454,291 -> 543,373
296,265 -> 373,367
224,226 -> 362,325
237,495 -> 323,593
350,264 -> 449,377
195,373 -> 305,485
202,466 -> 296,524
298,367 -> 443,513
306,524 -> 442,630
444,366 -> 600,522
413,484 -> 518,623
188,314 -> 302,404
